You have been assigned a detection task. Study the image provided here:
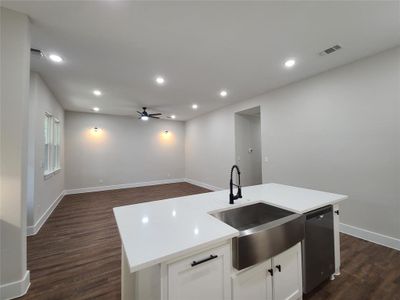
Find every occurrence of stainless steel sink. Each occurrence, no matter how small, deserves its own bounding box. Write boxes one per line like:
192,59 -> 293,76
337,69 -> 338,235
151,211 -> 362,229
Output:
211,202 -> 305,270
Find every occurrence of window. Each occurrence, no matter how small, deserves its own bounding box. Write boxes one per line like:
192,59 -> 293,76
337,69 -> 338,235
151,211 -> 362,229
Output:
44,113 -> 52,174
53,118 -> 61,170
44,113 -> 61,177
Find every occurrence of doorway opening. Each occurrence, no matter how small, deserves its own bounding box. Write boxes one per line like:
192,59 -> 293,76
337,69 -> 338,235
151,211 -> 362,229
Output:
234,106 -> 262,187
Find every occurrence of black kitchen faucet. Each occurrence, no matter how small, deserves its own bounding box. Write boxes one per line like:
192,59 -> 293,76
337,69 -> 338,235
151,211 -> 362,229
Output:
229,165 -> 242,204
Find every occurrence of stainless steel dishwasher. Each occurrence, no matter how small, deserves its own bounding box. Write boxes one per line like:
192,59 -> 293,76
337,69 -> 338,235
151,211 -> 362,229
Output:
302,205 -> 335,294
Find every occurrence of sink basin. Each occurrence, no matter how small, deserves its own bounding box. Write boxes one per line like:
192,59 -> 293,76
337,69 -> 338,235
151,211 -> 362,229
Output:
211,202 -> 305,270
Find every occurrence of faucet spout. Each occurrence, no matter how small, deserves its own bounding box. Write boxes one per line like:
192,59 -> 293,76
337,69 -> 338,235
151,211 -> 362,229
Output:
229,165 -> 242,204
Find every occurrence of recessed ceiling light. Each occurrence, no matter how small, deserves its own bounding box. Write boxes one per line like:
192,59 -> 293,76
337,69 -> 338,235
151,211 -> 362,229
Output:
93,90 -> 102,96
170,115 -> 176,119
219,90 -> 228,97
48,53 -> 63,63
284,59 -> 296,68
92,107 -> 100,112
155,76 -> 165,85
192,104 -> 198,110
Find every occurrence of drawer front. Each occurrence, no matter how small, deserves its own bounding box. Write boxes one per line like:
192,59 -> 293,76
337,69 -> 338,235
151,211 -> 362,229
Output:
167,243 -> 231,300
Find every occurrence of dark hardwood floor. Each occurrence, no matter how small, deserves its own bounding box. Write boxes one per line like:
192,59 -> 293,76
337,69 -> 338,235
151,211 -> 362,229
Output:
305,233 -> 400,300
20,183 -> 400,300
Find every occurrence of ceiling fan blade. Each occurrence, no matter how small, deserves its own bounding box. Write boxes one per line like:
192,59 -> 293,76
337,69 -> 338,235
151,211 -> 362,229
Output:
137,111 -> 143,115
149,116 -> 160,119
149,113 -> 162,116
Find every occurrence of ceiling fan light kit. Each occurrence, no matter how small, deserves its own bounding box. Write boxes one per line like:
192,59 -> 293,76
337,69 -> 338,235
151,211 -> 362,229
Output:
137,107 -> 162,121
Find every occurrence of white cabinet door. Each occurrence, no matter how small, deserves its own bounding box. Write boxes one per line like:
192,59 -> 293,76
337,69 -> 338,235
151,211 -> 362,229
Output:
232,260 -> 273,300
333,204 -> 341,275
272,243 -> 302,300
167,243 -> 231,300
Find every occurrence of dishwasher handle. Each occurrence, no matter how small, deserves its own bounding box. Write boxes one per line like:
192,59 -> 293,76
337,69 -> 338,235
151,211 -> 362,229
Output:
306,206 -> 332,220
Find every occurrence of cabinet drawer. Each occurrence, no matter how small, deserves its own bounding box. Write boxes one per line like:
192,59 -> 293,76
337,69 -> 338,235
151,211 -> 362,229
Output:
166,243 -> 231,300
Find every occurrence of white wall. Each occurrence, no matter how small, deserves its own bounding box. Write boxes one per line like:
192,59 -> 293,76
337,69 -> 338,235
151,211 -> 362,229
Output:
26,73 -> 65,234
0,7 -> 31,299
235,112 -> 262,186
185,47 -> 400,241
65,112 -> 185,191
185,95 -> 263,189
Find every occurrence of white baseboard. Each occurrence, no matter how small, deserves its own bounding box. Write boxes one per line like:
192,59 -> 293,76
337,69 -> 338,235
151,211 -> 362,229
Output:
340,223 -> 400,251
0,270 -> 30,300
184,178 -> 224,191
27,191 -> 65,236
64,178 -> 185,195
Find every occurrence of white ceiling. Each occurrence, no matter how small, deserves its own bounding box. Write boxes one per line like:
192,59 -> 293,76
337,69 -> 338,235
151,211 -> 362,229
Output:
2,1 -> 400,120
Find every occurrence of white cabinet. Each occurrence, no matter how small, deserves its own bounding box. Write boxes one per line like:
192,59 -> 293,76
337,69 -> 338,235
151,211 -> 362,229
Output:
232,260 -> 273,300
125,242 -> 302,300
333,204 -> 341,275
232,243 -> 302,300
272,243 -> 302,300
166,243 -> 231,300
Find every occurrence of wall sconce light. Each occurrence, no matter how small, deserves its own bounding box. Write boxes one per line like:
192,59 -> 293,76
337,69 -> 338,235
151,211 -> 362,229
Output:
90,126 -> 103,135
160,130 -> 172,143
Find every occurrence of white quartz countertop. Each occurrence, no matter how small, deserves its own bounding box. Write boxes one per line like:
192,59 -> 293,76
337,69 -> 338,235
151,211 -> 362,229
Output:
113,183 -> 347,273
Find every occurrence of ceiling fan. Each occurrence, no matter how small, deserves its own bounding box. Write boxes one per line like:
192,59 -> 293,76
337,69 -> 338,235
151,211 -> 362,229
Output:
137,107 -> 162,121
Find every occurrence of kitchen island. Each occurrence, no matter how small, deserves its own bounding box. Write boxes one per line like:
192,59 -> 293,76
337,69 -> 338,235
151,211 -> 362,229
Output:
113,183 -> 347,300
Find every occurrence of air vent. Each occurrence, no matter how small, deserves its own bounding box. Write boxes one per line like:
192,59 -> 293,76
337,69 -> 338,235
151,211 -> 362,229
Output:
319,45 -> 342,56
30,48 -> 44,57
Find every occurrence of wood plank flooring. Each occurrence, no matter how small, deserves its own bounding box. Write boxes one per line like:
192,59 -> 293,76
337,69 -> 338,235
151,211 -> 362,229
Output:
304,234 -> 400,300
20,183 -> 400,300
